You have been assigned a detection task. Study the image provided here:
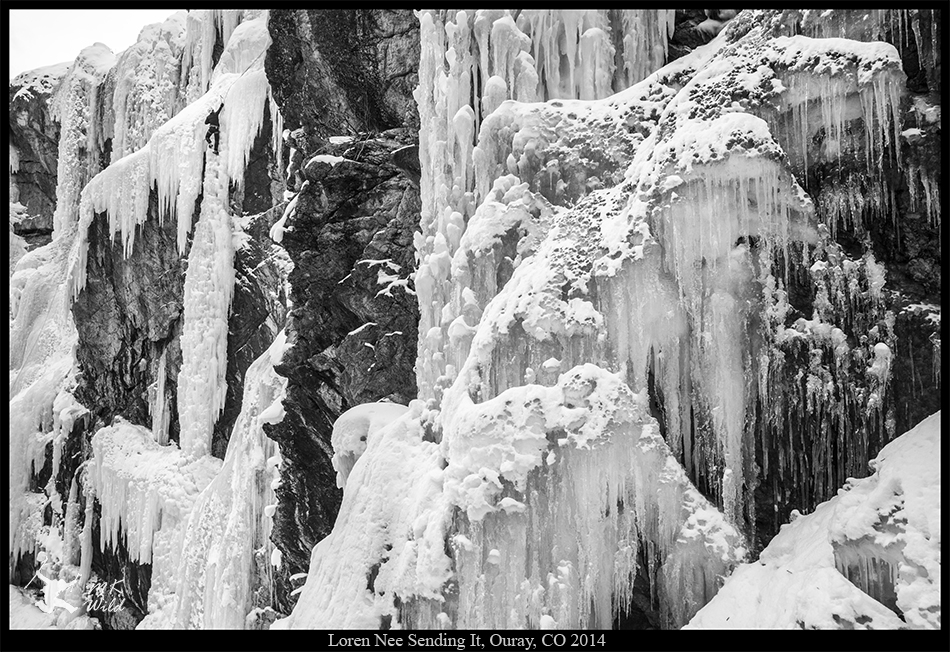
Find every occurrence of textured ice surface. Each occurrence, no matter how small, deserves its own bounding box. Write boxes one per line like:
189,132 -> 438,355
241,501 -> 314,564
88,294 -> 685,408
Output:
279,365 -> 746,629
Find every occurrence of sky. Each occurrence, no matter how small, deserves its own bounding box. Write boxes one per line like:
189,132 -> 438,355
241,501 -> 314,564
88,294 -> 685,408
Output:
9,9 -> 186,80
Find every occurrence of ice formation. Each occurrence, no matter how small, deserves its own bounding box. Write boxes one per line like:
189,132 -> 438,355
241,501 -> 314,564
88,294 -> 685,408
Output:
278,366 -> 745,630
9,42 -> 115,572
279,8 -> 930,630
331,402 -> 411,489
7,7 -> 941,632
175,153 -> 237,459
687,412 -> 941,629
89,420 -> 222,566
70,11 -> 278,298
110,12 -> 190,162
9,9 -> 284,628
141,332 -> 289,628
415,8 -> 910,545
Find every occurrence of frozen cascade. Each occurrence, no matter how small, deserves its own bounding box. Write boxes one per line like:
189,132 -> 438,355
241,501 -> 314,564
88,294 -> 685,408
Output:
618,11 -> 677,89
179,9 -> 249,103
49,43 -> 116,236
277,365 -> 745,629
110,12 -> 189,162
767,35 -> 905,234
433,365 -> 745,629
71,11 -> 278,300
87,419 -> 221,624
70,72 -> 235,296
144,332 -> 289,629
176,153 -> 236,460
414,9 -> 683,402
337,9 -> 922,630
9,363 -> 87,569
9,44 -> 114,573
89,420 -> 221,566
8,6 -> 938,631
9,9 -> 282,618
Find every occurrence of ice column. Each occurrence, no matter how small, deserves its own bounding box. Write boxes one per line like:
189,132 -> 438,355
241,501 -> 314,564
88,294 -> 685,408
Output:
176,153 -> 236,460
170,332 -> 288,629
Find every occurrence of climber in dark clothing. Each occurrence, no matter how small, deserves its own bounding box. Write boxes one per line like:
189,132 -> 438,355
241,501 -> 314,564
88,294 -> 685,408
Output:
205,106 -> 222,154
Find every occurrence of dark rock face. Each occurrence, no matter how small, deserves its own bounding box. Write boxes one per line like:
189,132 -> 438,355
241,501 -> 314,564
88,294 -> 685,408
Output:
668,10 -> 730,61
265,130 -> 421,611
264,9 -> 423,612
73,192 -> 186,442
266,9 -> 420,152
9,69 -> 63,247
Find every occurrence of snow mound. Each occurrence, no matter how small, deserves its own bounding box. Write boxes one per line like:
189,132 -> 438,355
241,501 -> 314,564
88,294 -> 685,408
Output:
11,61 -> 71,102
273,401 -> 448,630
331,402 -> 412,489
8,585 -> 57,630
687,411 -> 941,629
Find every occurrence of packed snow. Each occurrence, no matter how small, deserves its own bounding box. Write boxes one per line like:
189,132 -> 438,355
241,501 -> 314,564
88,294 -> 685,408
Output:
687,412 -> 941,629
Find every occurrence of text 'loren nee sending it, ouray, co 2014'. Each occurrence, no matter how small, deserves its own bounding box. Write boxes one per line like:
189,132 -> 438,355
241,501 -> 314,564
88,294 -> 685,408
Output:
327,633 -> 608,650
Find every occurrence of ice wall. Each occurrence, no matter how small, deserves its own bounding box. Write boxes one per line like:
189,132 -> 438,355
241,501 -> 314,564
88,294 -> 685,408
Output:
9,10 -> 285,627
415,8 -> 909,547
140,332 -> 289,629
278,366 -> 745,629
413,9 -> 678,402
313,7 -> 920,630
110,12 -> 189,162
9,43 -> 115,575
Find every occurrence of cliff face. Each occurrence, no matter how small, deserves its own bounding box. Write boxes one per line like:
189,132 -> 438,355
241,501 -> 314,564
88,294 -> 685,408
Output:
9,63 -> 67,248
263,9 -> 422,610
9,10 -> 291,629
7,8 -> 941,632
266,9 -> 419,149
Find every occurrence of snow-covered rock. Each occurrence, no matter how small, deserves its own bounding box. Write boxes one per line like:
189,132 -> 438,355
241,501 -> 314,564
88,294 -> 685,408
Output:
687,411 -> 941,629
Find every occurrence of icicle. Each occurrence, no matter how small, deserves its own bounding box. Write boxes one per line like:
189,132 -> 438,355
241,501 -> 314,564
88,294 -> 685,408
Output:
79,472 -> 94,586
578,28 -> 615,100
150,348 -> 170,445
220,68 -> 270,186
619,10 -> 676,89
905,163 -> 941,227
